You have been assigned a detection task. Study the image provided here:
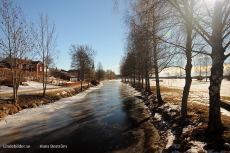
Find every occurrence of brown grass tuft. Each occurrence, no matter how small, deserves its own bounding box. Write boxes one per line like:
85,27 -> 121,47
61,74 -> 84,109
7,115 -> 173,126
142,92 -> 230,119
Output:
151,85 -> 230,150
222,96 -> 230,101
0,111 -> 7,118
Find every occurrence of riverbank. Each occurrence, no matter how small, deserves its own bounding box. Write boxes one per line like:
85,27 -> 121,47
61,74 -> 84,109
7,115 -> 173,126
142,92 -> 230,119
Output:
0,80 -> 160,153
124,82 -> 230,152
0,84 -> 92,120
116,84 -> 160,153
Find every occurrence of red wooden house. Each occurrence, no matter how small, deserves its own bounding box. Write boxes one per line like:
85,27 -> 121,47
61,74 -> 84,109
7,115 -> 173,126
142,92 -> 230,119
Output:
0,57 -> 48,77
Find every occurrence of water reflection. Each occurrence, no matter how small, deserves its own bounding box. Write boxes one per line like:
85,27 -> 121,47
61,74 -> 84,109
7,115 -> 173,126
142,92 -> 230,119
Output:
0,80 -> 153,153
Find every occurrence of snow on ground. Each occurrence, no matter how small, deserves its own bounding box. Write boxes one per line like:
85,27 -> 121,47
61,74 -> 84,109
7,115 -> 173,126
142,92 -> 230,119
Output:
186,141 -> 207,153
151,78 -> 230,117
0,83 -> 103,135
150,79 -> 230,97
0,81 -> 61,93
125,82 -> 229,152
124,80 -> 230,152
126,84 -> 142,97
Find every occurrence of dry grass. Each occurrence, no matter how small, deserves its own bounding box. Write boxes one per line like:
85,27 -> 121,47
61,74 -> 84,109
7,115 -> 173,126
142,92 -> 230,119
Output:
222,96 -> 230,101
151,85 -> 230,145
0,111 -> 7,118
150,86 -> 183,95
0,85 -> 90,118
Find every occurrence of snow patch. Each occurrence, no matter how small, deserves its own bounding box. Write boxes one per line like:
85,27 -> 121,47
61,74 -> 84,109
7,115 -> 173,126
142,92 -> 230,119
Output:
0,84 -> 103,135
0,81 -> 61,93
166,129 -> 175,149
186,141 -> 206,153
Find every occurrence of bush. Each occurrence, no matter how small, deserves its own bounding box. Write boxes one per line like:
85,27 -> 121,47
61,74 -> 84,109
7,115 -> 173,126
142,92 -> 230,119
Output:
1,78 -> 13,87
0,77 -> 27,87
21,77 -> 27,83
91,79 -> 99,85
226,74 -> 230,81
196,76 -> 204,81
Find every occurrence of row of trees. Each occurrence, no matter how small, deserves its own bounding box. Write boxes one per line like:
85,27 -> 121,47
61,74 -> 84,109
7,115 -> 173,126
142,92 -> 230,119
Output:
119,0 -> 230,133
0,0 -> 58,103
95,63 -> 117,82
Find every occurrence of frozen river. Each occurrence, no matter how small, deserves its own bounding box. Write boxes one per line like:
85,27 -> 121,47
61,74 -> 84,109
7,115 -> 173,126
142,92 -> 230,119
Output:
0,80 -> 159,153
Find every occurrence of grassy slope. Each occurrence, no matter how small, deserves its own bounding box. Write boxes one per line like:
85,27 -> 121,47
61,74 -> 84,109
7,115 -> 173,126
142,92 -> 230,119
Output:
150,86 -> 230,151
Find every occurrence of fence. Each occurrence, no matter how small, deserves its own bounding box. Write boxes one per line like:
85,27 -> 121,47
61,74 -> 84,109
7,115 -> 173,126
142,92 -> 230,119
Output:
65,81 -> 87,86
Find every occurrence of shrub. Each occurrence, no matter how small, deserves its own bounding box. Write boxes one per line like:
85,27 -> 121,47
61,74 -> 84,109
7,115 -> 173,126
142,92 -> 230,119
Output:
1,78 -> 13,87
226,75 -> 230,81
226,73 -> 230,81
21,77 -> 27,83
0,77 -> 27,87
91,79 -> 98,85
196,76 -> 204,81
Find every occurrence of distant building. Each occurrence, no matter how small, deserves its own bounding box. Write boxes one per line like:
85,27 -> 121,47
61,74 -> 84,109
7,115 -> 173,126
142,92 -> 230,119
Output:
53,69 -> 77,81
0,57 -> 48,77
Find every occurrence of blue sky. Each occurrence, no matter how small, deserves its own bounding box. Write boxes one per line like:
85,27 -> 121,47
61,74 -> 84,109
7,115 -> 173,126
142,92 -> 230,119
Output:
10,0 -> 126,74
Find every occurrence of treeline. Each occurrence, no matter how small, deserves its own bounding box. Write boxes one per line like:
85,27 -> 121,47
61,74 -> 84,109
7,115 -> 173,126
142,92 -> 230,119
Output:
69,45 -> 117,89
119,0 -> 230,133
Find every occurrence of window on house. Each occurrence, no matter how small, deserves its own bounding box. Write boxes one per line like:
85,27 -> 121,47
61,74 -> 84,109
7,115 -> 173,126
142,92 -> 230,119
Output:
40,67 -> 42,71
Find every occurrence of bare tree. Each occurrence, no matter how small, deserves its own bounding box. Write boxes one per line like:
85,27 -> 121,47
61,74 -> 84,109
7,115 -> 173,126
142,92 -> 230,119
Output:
193,56 -> 204,81
70,45 -> 95,90
96,62 -> 104,84
105,70 -> 116,80
193,55 -> 211,81
32,12 -> 58,97
191,0 -> 230,132
0,0 -> 34,104
167,0 -> 198,119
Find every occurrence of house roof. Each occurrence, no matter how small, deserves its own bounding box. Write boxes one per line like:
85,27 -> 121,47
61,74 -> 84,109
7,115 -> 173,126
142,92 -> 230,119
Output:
0,57 -> 45,69
31,61 -> 42,65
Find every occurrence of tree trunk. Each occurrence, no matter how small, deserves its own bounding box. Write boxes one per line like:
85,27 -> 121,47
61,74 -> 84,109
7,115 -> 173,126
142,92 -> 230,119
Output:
133,70 -> 136,88
179,0 -> 196,119
13,85 -> 18,104
181,20 -> 193,119
153,31 -> 163,105
155,66 -> 163,105
208,57 -> 224,132
138,68 -> 141,88
181,63 -> 192,118
88,69 -> 90,87
208,1 -> 224,133
80,71 -> 83,90
206,65 -> 208,82
147,77 -> 150,92
12,70 -> 18,104
145,67 -> 148,92
141,73 -> 144,90
43,67 -> 48,97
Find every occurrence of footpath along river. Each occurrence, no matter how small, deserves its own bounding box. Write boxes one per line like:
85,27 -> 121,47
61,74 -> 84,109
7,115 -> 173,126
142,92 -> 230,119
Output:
0,80 -> 160,153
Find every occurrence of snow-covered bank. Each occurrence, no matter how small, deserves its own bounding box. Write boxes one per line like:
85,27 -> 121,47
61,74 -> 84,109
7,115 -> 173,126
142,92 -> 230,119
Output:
0,81 -> 61,93
0,83 -> 103,135
150,79 -> 230,97
122,81 -> 230,152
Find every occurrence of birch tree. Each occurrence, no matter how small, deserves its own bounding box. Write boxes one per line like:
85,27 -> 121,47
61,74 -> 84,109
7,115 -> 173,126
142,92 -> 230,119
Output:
167,0 -> 198,119
192,0 -> 230,132
0,0 -> 34,104
33,13 -> 58,97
